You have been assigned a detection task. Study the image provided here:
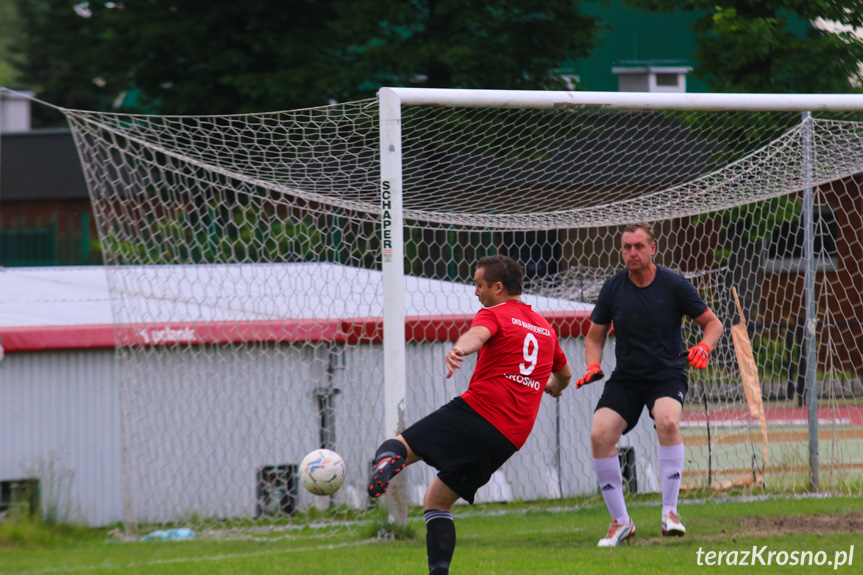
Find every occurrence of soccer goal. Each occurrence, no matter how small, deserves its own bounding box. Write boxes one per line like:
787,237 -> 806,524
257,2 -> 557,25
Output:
41,87 -> 863,535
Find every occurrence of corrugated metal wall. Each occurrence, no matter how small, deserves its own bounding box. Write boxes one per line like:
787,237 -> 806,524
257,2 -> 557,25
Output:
0,349 -> 122,526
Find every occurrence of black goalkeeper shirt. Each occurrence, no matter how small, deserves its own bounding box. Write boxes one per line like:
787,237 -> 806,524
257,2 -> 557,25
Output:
590,265 -> 708,380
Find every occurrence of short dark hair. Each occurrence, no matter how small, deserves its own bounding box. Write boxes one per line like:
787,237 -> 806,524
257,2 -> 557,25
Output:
476,255 -> 523,295
623,222 -> 656,245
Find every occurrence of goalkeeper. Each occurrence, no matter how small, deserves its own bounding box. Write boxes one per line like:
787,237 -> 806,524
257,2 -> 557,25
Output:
576,222 -> 722,547
367,255 -> 571,574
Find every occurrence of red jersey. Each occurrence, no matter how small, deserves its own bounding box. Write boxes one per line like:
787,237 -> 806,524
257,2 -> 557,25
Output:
460,300 -> 568,449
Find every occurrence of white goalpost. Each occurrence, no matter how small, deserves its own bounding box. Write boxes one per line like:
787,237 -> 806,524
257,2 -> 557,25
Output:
14,87 -> 863,535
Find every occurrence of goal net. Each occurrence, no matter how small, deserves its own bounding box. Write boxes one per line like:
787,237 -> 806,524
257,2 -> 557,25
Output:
54,89 -> 863,536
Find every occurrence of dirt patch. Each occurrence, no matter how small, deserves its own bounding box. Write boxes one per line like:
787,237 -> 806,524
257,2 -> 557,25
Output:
738,513 -> 863,536
630,512 -> 863,545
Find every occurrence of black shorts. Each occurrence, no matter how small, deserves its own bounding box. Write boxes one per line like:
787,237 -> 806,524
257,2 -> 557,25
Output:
595,373 -> 688,435
401,396 -> 517,504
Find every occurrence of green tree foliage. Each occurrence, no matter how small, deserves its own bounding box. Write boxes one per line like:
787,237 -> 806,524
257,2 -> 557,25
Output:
12,0 -> 604,116
623,0 -> 863,93
0,0 -> 23,86
335,0 -> 604,91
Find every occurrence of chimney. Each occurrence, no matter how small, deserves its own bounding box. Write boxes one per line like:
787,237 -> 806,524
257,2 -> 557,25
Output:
612,61 -> 691,93
0,89 -> 34,133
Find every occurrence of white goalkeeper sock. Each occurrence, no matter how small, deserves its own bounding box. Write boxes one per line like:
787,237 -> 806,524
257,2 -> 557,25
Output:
593,456 -> 630,524
659,443 -> 685,515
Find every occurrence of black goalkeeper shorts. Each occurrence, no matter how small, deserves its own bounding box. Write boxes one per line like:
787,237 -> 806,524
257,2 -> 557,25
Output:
595,374 -> 688,435
401,396 -> 517,504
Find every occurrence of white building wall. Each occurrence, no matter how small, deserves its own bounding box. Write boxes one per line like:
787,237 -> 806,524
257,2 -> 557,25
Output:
0,349 -> 122,526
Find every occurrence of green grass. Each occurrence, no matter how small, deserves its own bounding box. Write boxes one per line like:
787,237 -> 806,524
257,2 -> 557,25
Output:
1,495 -> 862,574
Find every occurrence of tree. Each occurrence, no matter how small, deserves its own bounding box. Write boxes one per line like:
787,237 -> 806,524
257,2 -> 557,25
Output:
13,0 -> 351,117
12,0 -> 605,117
623,0 -> 863,93
334,0 -> 603,92
0,0 -> 23,87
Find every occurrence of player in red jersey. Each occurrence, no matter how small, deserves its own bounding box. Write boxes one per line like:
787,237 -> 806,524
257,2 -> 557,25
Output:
368,255 -> 571,575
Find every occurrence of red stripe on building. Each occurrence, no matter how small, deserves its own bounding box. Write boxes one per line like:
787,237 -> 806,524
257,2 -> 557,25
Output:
0,310 -> 592,353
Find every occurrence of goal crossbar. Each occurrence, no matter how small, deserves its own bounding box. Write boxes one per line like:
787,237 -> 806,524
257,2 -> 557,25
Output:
382,87 -> 863,111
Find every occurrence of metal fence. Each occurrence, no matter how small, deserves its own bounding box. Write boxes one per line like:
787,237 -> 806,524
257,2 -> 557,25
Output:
0,213 -> 97,266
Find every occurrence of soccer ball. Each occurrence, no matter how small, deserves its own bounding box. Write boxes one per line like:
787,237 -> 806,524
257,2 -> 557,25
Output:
299,449 -> 346,496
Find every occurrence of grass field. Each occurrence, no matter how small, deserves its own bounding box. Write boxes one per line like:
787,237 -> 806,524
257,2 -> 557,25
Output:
1,494 -> 862,574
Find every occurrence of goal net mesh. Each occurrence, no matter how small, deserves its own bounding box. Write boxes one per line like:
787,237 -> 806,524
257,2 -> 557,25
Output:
60,96 -> 863,537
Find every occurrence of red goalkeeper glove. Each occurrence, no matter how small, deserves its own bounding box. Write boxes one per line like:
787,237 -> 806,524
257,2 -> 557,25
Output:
687,342 -> 711,369
575,363 -> 604,389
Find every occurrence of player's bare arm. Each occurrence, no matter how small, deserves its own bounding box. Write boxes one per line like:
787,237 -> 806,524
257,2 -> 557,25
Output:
695,308 -> 723,349
584,321 -> 609,365
445,325 -> 492,378
544,362 -> 573,398
686,309 -> 724,369
576,321 -> 609,388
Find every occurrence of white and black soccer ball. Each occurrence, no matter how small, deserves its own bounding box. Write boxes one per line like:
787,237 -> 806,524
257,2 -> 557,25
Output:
299,449 -> 346,496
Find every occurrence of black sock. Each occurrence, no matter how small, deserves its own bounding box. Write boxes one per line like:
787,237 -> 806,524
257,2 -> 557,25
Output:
374,438 -> 407,465
425,509 -> 455,574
